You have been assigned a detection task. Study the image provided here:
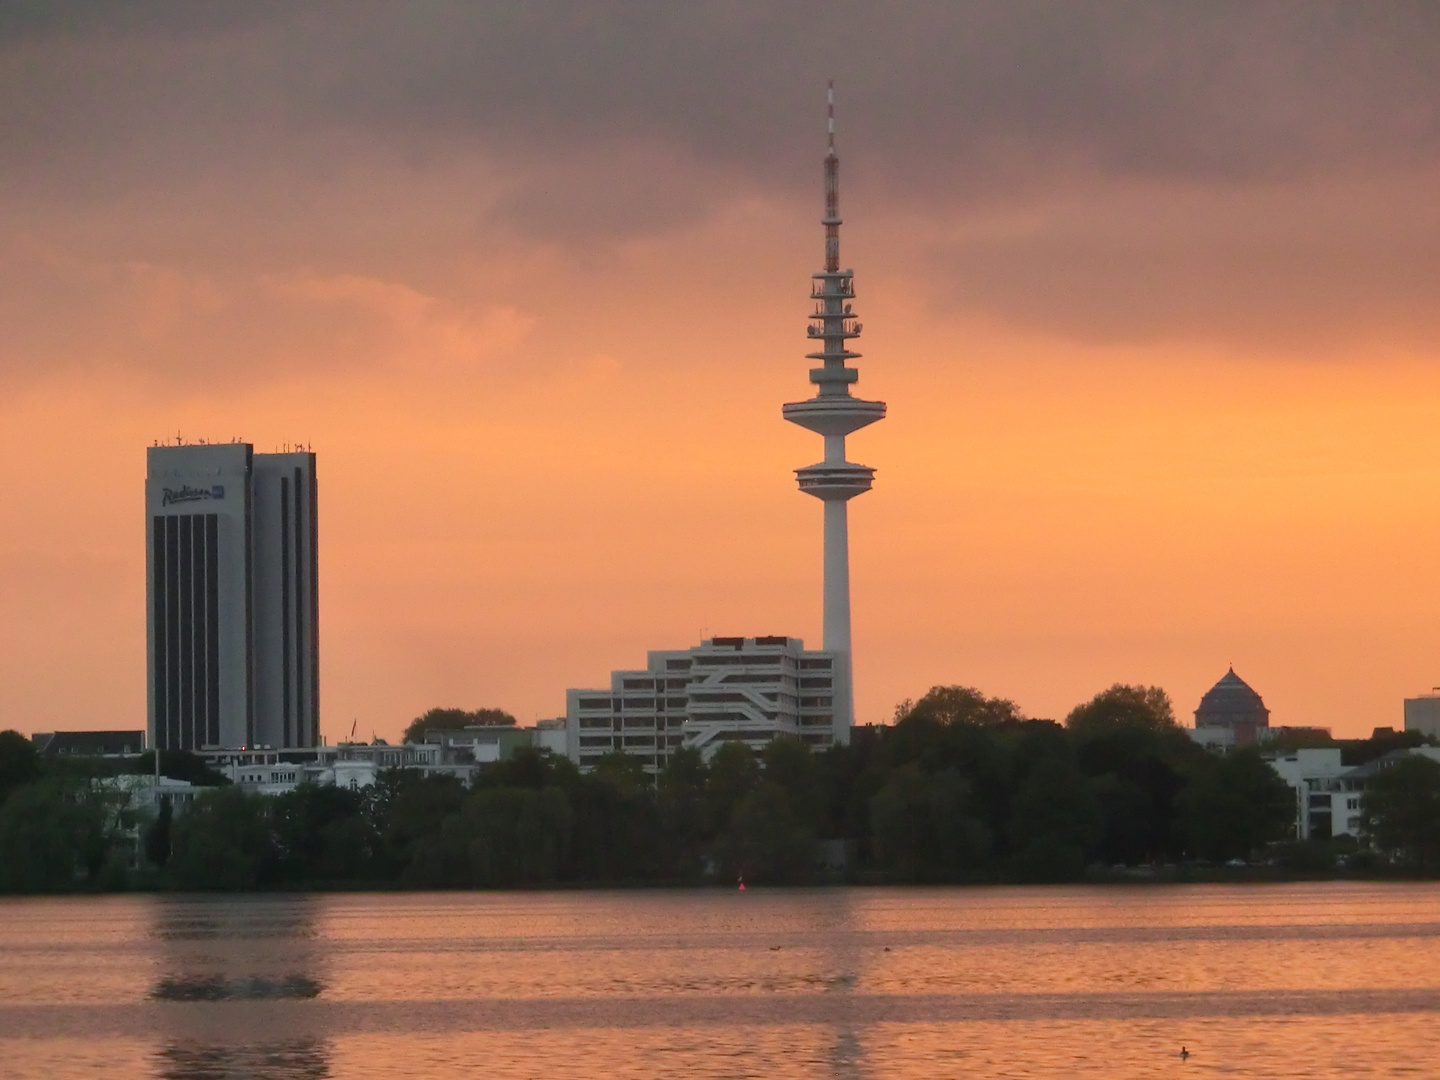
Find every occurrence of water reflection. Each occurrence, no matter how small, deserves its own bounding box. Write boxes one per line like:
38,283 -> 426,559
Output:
150,897 -> 330,1079
6,886 -> 1440,1078
150,895 -> 327,999
156,1038 -> 329,1080
809,889 -> 868,1080
150,974 -> 322,1001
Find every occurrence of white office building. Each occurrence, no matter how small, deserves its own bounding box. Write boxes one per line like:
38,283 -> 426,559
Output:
565,636 -> 839,772
1403,693 -> 1440,739
146,443 -> 319,751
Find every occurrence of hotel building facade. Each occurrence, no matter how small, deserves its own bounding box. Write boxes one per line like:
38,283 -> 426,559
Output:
146,443 -> 318,751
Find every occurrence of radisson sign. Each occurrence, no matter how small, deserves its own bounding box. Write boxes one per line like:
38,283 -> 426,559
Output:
161,485 -> 226,506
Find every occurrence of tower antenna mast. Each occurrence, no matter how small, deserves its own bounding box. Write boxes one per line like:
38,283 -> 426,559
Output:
781,83 -> 886,741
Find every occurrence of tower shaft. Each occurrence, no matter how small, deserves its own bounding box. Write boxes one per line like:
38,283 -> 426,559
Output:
781,84 -> 885,742
823,498 -> 853,730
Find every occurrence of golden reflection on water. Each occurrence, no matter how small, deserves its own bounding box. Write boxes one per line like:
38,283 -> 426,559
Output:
2,884 -> 1440,1078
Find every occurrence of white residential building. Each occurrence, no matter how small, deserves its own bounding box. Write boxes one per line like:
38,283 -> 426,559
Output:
565,636 -> 839,772
194,724 -> 566,795
205,741 -> 477,794
1266,748 -> 1360,841
103,773 -> 200,817
1266,746 -> 1440,841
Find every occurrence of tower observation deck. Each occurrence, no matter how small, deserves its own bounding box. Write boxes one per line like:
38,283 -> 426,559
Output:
782,84 -> 886,741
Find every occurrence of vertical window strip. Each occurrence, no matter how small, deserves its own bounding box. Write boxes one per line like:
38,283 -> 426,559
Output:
190,514 -> 206,748
178,515 -> 194,750
206,514 -> 220,747
152,516 -> 167,751
165,516 -> 182,751
281,476 -> 291,748
293,466 -> 304,745
309,468 -> 319,745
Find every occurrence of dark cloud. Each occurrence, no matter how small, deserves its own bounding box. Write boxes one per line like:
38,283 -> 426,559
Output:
7,2 -> 1440,202
933,177 -> 1440,350
5,2 -> 1440,354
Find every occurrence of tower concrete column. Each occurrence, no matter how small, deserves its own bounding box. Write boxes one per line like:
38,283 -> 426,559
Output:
823,496 -> 853,732
781,84 -> 885,743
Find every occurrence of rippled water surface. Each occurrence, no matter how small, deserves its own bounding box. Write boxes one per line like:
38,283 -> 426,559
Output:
3,884 -> 1440,1078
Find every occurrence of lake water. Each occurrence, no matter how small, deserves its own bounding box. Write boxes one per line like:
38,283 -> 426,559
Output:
3,883 -> 1440,1078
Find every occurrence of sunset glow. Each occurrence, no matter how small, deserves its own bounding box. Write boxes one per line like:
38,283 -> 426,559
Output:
6,4 -> 1440,740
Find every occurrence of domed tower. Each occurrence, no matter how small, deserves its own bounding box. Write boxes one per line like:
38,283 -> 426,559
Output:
1194,667 -> 1271,746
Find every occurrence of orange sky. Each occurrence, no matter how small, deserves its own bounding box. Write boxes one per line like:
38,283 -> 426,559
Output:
5,4 -> 1440,741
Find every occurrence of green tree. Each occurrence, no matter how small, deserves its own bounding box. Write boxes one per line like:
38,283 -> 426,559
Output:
270,783 -> 374,883
712,782 -> 817,884
1065,685 -> 1176,738
167,786 -> 275,890
869,764 -> 990,882
1177,749 -> 1294,861
762,737 -> 823,830
1070,709 -> 1196,865
893,686 -> 1026,728
402,707 -> 517,743
0,729 -> 40,807
463,786 -> 572,886
144,796 -> 173,868
589,750 -> 650,795
0,780 -> 130,892
1007,756 -> 1102,882
1361,753 -> 1440,871
657,748 -> 708,878
476,746 -> 581,792
375,772 -> 467,880
704,742 -> 761,835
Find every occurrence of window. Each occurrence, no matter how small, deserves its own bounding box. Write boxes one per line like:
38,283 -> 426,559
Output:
579,718 -> 610,729
1346,797 -> 1360,810
666,659 -> 692,670
579,698 -> 611,710
622,697 -> 653,710
666,697 -> 687,709
622,735 -> 655,747
722,673 -> 782,684
799,677 -> 832,689
798,658 -> 833,670
623,717 -> 655,729
623,679 -> 654,690
801,696 -> 833,708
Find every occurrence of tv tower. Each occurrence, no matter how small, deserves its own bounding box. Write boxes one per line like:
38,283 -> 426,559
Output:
782,84 -> 886,741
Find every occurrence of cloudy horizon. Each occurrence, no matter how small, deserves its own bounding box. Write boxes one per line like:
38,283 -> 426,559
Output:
6,2 -> 1440,739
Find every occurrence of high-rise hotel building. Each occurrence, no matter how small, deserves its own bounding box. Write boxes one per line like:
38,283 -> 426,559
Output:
146,443 -> 319,751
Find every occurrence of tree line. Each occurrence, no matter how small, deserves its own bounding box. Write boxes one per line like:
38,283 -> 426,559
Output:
3,684 -> 1440,892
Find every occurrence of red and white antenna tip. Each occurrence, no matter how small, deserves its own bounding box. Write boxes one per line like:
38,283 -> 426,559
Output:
826,82 -> 835,145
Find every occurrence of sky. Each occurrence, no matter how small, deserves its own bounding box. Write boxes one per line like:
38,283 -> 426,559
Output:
6,1 -> 1440,741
